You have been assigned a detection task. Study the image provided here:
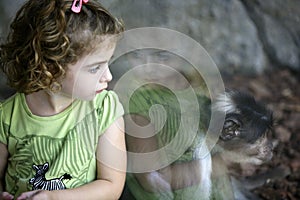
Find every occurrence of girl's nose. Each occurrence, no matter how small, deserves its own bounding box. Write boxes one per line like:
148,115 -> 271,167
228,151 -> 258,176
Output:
141,63 -> 153,74
100,67 -> 113,82
145,55 -> 155,64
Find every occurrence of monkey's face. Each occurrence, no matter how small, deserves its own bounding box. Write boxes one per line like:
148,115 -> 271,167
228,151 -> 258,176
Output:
215,91 -> 273,165
218,132 -> 273,165
250,134 -> 273,164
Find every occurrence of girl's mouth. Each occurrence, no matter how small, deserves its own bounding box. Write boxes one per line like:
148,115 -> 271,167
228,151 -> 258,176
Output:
96,89 -> 103,94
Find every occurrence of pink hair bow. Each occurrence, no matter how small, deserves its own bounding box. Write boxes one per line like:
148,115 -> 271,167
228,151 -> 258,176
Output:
71,0 -> 89,13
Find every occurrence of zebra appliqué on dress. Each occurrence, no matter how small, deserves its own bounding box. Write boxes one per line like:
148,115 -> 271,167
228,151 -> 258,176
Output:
29,162 -> 72,190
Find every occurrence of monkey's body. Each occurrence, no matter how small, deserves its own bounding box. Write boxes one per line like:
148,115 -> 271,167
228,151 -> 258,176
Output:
211,91 -> 273,200
123,86 -> 273,200
124,85 -> 212,200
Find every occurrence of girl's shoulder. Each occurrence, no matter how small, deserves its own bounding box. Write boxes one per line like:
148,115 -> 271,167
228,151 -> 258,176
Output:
93,90 -> 122,110
92,90 -> 124,135
0,93 -> 24,130
0,93 -> 20,144
0,93 -> 20,113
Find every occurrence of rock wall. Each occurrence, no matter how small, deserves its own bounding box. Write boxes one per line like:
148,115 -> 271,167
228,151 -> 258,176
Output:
102,0 -> 267,75
100,0 -> 300,74
241,0 -> 300,71
0,0 -> 299,99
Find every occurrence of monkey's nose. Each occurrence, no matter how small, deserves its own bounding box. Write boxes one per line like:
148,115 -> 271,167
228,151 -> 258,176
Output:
262,142 -> 272,154
259,142 -> 273,161
266,142 -> 273,152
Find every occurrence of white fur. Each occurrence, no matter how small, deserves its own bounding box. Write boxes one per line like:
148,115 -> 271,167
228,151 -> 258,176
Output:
198,146 -> 212,200
214,93 -> 236,113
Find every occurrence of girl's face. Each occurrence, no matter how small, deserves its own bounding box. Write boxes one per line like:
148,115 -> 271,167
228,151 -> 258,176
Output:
61,39 -> 116,101
126,49 -> 188,81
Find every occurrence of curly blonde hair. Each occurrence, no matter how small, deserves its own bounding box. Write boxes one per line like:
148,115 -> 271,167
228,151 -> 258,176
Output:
0,0 -> 124,94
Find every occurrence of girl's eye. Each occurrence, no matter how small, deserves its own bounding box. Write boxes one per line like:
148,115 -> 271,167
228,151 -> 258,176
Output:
88,65 -> 101,74
131,51 -> 143,59
156,51 -> 171,61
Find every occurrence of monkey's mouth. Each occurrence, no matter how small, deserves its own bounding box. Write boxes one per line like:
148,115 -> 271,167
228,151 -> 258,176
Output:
246,148 -> 273,165
256,151 -> 273,163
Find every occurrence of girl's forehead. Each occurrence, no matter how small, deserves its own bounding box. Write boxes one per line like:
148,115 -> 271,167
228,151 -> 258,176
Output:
91,36 -> 117,52
88,41 -> 116,59
69,39 -> 116,69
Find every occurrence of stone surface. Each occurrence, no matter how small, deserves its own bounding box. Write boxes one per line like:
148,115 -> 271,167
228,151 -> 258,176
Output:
241,0 -> 300,71
0,0 -> 299,97
102,0 -> 268,75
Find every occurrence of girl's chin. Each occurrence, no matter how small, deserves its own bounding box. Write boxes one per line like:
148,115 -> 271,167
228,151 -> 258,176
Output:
96,89 -> 104,94
73,95 -> 96,101
73,90 -> 106,101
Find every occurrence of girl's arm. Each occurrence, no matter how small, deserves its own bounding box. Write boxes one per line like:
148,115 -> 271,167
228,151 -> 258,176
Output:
0,142 -> 15,200
125,115 -> 205,193
17,117 -> 126,200
0,142 -> 8,191
128,135 -> 204,192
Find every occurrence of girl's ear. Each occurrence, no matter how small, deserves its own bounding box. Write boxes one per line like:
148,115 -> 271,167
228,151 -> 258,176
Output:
220,117 -> 241,141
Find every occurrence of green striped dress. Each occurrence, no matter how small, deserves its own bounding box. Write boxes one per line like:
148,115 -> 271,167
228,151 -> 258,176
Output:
122,85 -> 211,200
0,91 -> 123,197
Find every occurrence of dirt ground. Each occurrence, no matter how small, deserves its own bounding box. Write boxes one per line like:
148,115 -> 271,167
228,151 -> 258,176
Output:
223,68 -> 300,200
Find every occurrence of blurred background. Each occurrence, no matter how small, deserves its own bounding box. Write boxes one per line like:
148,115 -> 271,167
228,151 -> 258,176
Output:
1,0 -> 299,199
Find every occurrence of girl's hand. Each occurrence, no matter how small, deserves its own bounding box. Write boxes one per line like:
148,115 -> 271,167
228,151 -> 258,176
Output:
16,190 -> 52,200
1,192 -> 14,200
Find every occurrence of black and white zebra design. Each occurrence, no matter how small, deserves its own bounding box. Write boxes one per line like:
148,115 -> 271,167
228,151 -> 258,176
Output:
29,162 -> 72,191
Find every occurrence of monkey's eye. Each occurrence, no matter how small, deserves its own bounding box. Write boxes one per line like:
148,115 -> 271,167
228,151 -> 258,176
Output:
220,119 -> 241,141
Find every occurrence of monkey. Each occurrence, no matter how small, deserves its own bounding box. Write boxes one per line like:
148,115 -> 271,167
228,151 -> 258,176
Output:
210,90 -> 273,200
121,86 -> 273,200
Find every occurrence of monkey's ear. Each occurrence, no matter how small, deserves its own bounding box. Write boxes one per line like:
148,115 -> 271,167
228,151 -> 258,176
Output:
220,117 -> 241,141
